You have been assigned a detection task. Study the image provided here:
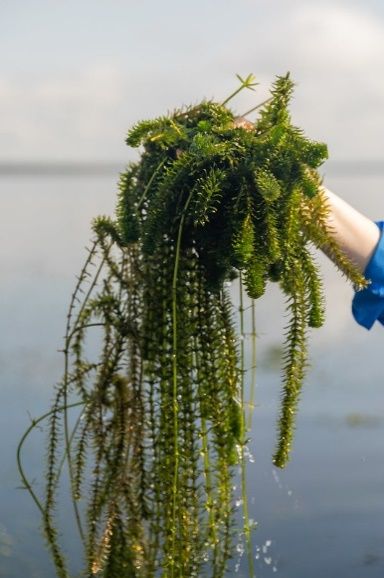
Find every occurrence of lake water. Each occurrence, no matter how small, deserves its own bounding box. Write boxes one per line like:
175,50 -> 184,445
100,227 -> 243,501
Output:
1,164 -> 384,577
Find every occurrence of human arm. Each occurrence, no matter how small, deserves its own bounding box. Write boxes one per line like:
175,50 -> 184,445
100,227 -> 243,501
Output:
321,187 -> 384,329
320,187 -> 380,273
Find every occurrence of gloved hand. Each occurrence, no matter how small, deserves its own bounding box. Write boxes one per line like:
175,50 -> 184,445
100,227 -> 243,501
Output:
351,220 -> 384,329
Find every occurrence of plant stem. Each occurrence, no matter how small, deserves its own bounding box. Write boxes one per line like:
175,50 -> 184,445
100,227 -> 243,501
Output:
137,158 -> 166,209
242,97 -> 273,118
170,189 -> 195,576
246,299 -> 257,431
16,401 -> 85,517
238,273 -> 255,578
221,74 -> 256,106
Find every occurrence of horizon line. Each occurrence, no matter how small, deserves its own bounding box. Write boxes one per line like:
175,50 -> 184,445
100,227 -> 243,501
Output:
0,159 -> 383,177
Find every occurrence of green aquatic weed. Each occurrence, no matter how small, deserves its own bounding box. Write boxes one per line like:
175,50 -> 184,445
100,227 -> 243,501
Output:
18,73 -> 366,578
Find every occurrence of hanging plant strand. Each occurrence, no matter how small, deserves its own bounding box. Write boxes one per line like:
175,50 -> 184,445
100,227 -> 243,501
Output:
18,73 -> 367,578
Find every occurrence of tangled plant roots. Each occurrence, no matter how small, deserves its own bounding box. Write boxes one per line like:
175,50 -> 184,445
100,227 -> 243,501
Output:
18,73 -> 367,578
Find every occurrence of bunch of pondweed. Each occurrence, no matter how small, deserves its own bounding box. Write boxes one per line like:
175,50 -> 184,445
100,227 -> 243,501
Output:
18,73 -> 366,578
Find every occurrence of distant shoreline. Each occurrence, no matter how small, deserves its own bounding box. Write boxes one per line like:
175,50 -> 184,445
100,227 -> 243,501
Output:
0,161 -> 126,177
0,160 -> 383,177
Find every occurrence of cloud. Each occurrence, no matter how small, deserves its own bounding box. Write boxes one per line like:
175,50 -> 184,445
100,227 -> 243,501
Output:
279,2 -> 383,70
224,1 -> 384,159
1,1 -> 384,161
0,65 -> 132,160
293,3 -> 384,160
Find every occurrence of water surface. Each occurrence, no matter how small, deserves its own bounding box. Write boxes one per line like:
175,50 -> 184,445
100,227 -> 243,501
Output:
1,167 -> 384,577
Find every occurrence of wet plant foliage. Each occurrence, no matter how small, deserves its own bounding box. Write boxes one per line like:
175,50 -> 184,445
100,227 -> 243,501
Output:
18,73 -> 367,578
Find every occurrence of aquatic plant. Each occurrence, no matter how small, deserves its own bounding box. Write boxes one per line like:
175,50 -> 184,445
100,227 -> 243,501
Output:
18,73 -> 367,578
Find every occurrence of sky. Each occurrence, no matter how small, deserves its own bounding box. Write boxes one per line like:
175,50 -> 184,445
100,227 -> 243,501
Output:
1,0 -> 384,162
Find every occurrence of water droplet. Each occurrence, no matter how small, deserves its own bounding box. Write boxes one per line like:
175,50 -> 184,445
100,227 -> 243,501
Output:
236,542 -> 245,555
272,468 -> 283,489
243,446 -> 255,463
265,539 -> 272,548
273,566 -> 278,572
235,499 -> 243,508
287,490 -> 293,496
264,557 -> 272,565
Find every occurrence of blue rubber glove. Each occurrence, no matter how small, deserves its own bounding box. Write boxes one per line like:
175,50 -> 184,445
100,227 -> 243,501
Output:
352,221 -> 384,329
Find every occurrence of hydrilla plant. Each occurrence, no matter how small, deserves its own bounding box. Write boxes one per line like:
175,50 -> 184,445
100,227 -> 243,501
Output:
18,73 -> 367,578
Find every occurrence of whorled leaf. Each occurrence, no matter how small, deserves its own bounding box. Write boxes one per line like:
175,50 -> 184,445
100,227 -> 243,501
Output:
18,73 -> 368,578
